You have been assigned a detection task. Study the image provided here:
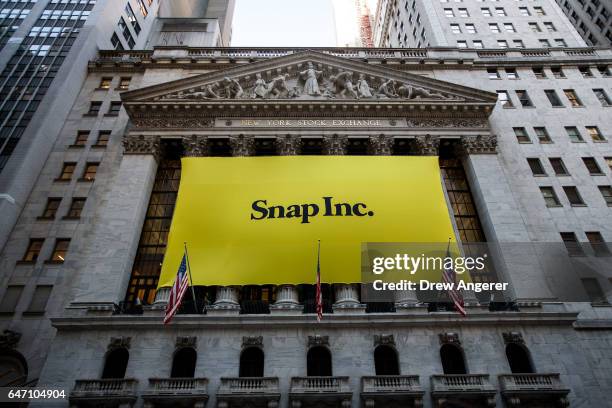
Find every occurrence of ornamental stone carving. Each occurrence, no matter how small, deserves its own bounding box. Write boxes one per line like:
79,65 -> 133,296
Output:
459,134 -> 498,155
406,118 -> 489,129
323,134 -> 348,155
368,134 -> 393,155
176,336 -> 197,349
308,335 -> 329,347
242,336 -> 264,348
438,333 -> 460,346
123,134 -> 161,158
131,117 -> 214,129
108,336 -> 131,351
276,135 -> 301,155
0,330 -> 21,349
182,135 -> 209,157
374,334 -> 395,347
230,135 -> 255,156
413,135 -> 440,156
502,332 -> 525,345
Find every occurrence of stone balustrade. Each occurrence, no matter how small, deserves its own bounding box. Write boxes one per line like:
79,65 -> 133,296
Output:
430,374 -> 494,392
218,377 -> 280,394
70,379 -> 138,406
147,377 -> 208,393
289,376 -> 351,394
498,373 -> 565,391
361,375 -> 422,393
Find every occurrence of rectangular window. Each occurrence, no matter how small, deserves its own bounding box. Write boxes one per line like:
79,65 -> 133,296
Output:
597,66 -> 611,77
554,39 -> 567,47
456,40 -> 468,48
593,89 -> 611,106
25,285 -> 52,314
514,127 -> 530,143
488,68 -> 500,79
607,157 -> 612,171
125,3 -> 141,35
99,77 -> 112,90
529,22 -> 542,33
504,23 -> 516,33
94,131 -> 111,147
551,67 -> 565,78
497,40 -> 508,48
505,68 -> 518,79
66,198 -> 86,219
40,198 -> 61,219
49,239 -> 70,263
586,126 -> 605,142
541,187 -> 561,207
0,286 -> 24,313
497,91 -> 513,107
444,8 -> 454,17
489,23 -> 500,33
465,24 -> 476,34
481,8 -> 491,16
545,90 -> 564,107
72,131 -> 89,147
458,8 -> 469,17
513,40 -> 525,48
544,22 -> 557,32
561,232 -> 585,256
495,7 -> 506,16
82,162 -> 99,181
579,66 -> 594,78
137,0 -> 149,17
107,102 -> 122,116
599,186 -> 612,206
118,77 -> 131,90
563,186 -> 585,206
534,127 -> 552,143
516,90 -> 533,107
586,232 -> 610,257
565,127 -> 584,142
534,6 -> 546,16
564,90 -> 583,107
86,101 -> 102,116
451,23 -> 461,33
549,158 -> 569,175
111,33 -> 123,50
57,162 -> 76,181
473,40 -> 484,49
519,7 -> 530,16
580,278 -> 607,303
532,67 -> 546,79
22,238 -> 44,262
539,39 -> 551,47
527,158 -> 546,176
583,157 -> 603,175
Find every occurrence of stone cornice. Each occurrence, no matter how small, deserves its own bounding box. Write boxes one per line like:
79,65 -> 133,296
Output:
122,134 -> 161,159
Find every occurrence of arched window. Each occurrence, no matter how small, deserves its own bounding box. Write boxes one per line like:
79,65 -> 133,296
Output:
307,346 -> 332,376
102,348 -> 129,379
0,351 -> 28,386
171,347 -> 197,378
506,343 -> 534,374
239,347 -> 264,377
374,345 -> 400,375
440,344 -> 467,375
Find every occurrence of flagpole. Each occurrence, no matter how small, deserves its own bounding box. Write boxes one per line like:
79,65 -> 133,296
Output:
183,242 -> 199,314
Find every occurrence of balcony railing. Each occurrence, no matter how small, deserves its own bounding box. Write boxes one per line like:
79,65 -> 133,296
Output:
290,376 -> 351,394
361,375 -> 422,393
70,379 -> 138,404
218,377 -> 280,395
431,374 -> 495,393
147,377 -> 208,393
499,373 -> 568,392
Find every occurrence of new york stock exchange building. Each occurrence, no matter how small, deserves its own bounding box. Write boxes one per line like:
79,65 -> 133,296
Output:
2,43 -> 612,408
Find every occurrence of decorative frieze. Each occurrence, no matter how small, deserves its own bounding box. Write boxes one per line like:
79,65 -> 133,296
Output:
308,335 -> 329,348
242,336 -> 263,348
276,135 -> 302,155
413,135 -> 440,156
459,134 -> 498,155
374,334 -> 395,347
438,333 -> 460,346
131,117 -> 213,129
323,134 -> 348,155
182,135 -> 210,157
406,118 -> 489,129
108,336 -> 131,351
122,134 -> 161,158
230,135 -> 255,156
176,336 -> 197,349
368,134 -> 393,155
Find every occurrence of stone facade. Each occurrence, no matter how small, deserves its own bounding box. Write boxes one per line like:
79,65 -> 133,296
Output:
0,45 -> 611,408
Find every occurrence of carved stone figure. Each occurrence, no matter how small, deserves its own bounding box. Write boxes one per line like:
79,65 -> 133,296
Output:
299,62 -> 323,96
357,74 -> 373,98
267,73 -> 290,98
252,73 -> 268,98
377,79 -> 398,98
331,71 -> 358,98
222,77 -> 244,99
202,82 -> 221,99
398,83 -> 448,99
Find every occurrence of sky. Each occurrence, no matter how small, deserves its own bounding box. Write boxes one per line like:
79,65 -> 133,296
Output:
231,0 -> 379,47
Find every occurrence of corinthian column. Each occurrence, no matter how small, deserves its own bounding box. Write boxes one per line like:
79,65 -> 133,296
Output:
208,286 -> 240,315
182,135 -> 210,157
230,134 -> 254,156
276,135 -> 301,155
332,284 -> 366,314
68,134 -> 161,311
323,134 -> 348,155
413,135 -> 440,156
368,134 -> 393,155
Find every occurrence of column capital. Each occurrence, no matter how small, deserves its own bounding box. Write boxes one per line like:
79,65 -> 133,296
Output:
122,134 -> 161,159
413,135 -> 440,156
230,135 -> 255,156
458,134 -> 498,155
323,134 -> 348,155
182,135 -> 210,157
368,134 -> 393,155
276,135 -> 302,156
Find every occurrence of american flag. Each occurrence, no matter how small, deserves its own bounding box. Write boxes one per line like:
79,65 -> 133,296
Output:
443,243 -> 466,317
315,241 -> 323,322
163,254 -> 190,325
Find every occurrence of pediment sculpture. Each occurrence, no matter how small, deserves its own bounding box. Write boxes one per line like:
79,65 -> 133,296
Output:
158,61 -> 461,102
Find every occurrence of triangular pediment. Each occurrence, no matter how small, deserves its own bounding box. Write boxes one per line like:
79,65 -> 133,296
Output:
122,50 -> 497,105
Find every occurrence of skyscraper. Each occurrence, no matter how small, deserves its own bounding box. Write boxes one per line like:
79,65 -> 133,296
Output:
554,0 -> 612,47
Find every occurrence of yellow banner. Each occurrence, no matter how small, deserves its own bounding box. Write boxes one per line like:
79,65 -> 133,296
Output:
158,156 -> 456,287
